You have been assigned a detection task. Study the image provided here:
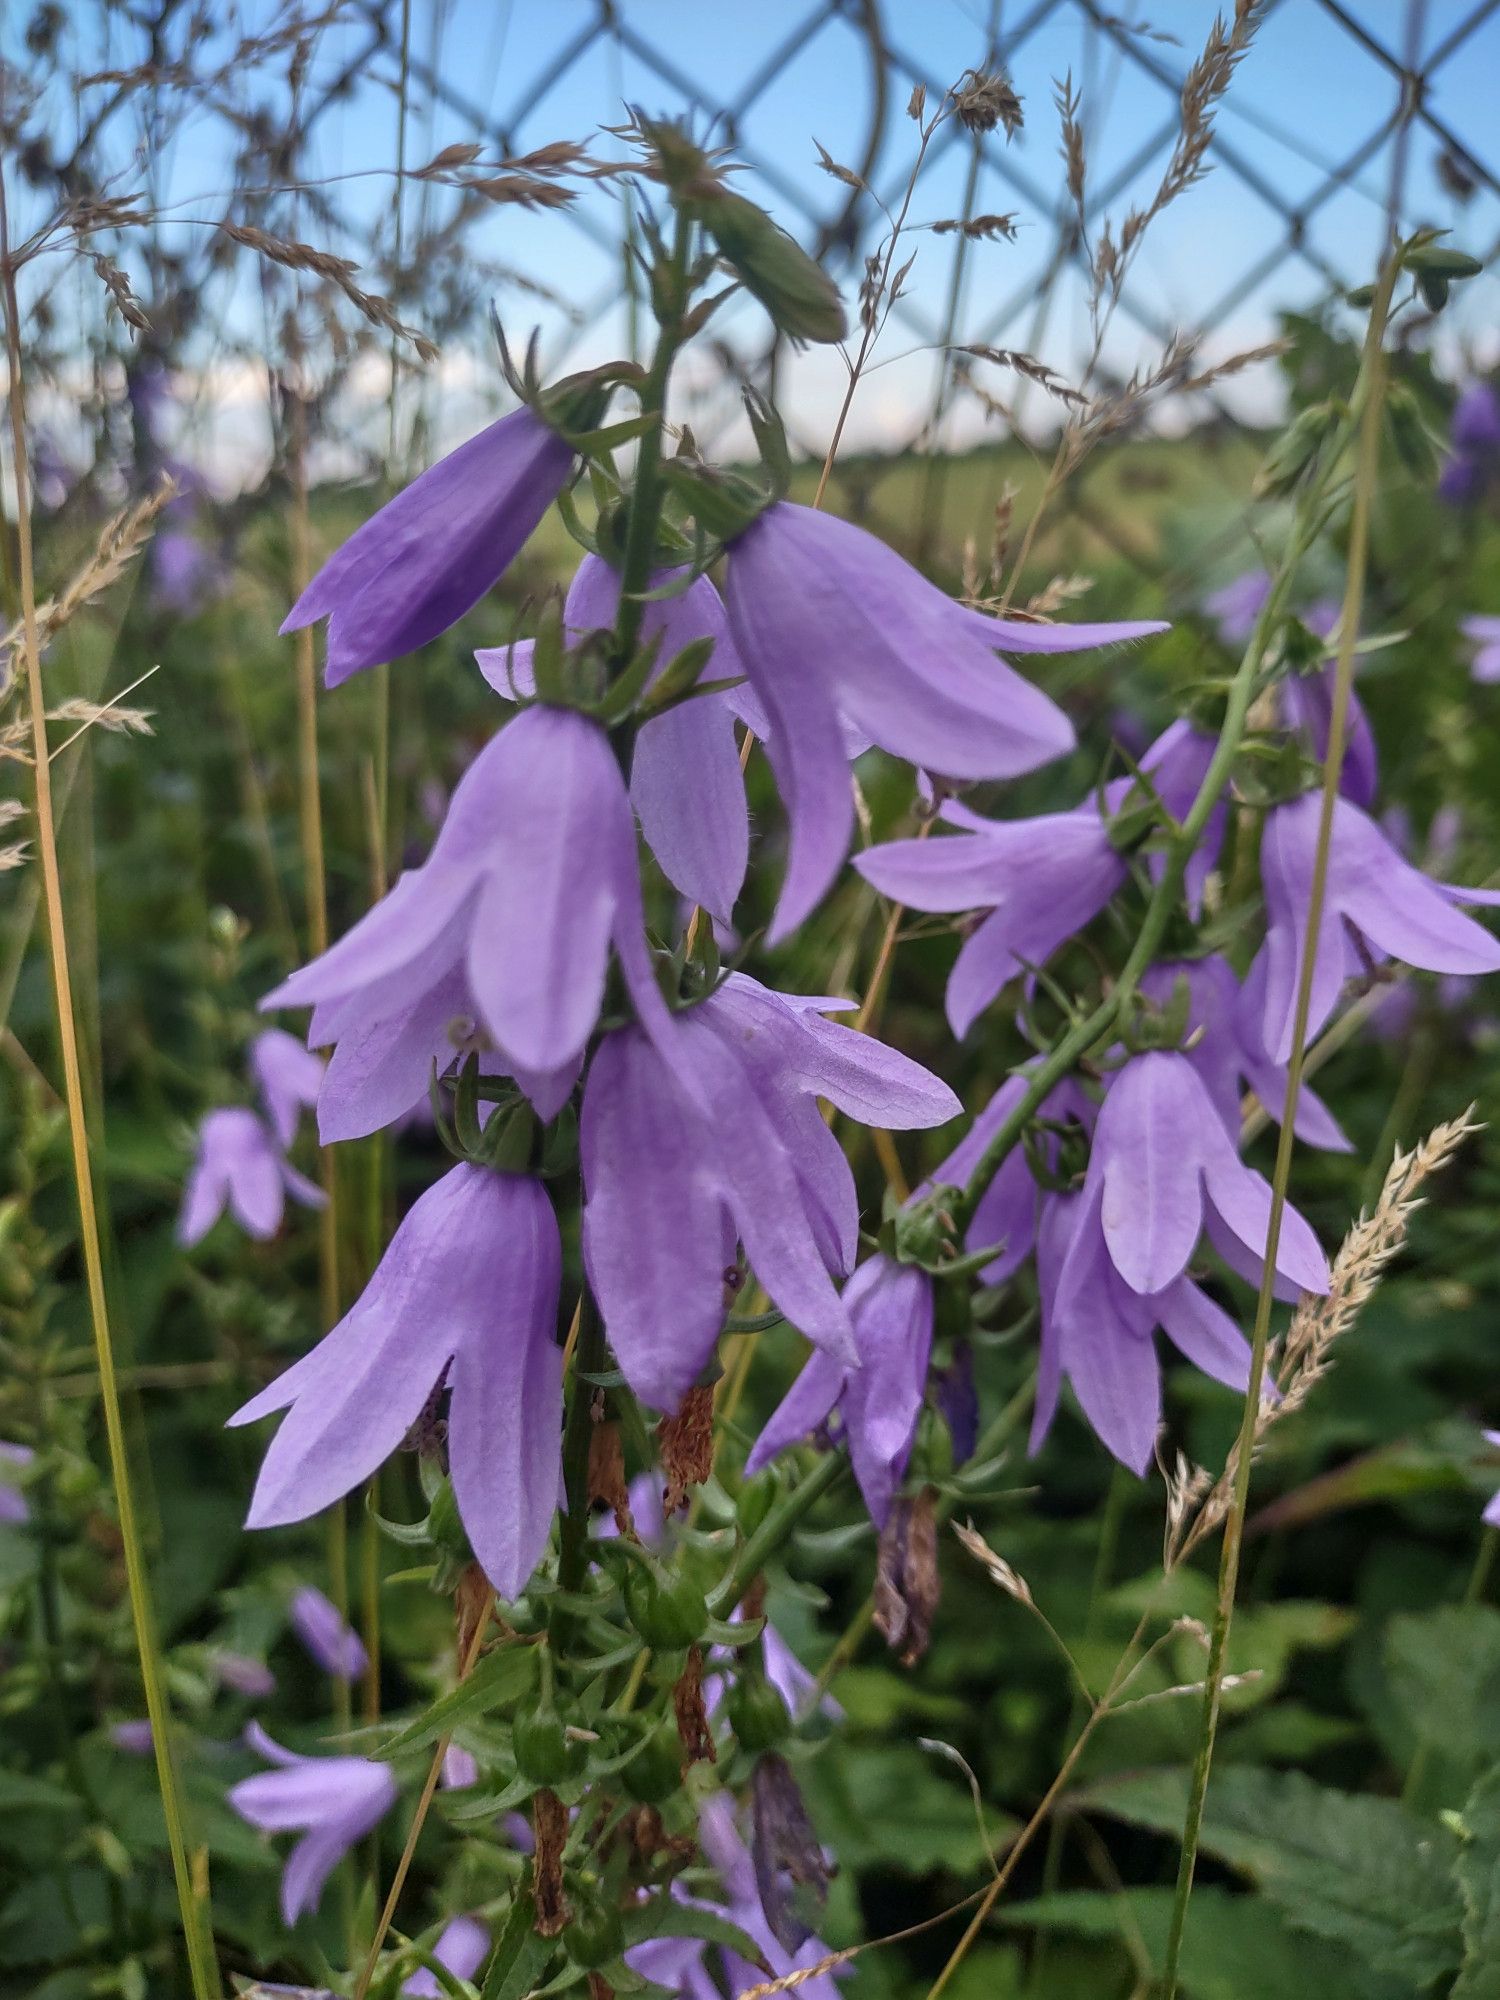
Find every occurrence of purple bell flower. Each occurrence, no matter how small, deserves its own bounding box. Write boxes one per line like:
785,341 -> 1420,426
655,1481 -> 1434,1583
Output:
1483,1431 -> 1500,1528
110,1719 -> 155,1755
1251,791 -> 1500,1062
262,704 -> 675,1121
1139,956 -> 1350,1152
1204,568 -> 1272,646
232,1165 -> 562,1600
283,405 -> 574,686
581,973 -> 958,1412
0,1441 -> 34,1526
1453,381 -> 1500,456
403,1916 -> 489,1997
211,1650 -> 277,1699
229,1722 -> 396,1925
1032,1179 -> 1265,1472
1085,1049 -> 1329,1301
1277,667 -> 1379,808
699,1793 -> 844,1999
441,1744 -> 479,1790
1462,614 -> 1500,684
746,1254 -> 932,1527
288,1587 -> 367,1681
177,1108 -> 324,1247
477,554 -> 752,922
855,721 -> 1221,1036
249,1028 -> 325,1147
723,503 -> 1164,937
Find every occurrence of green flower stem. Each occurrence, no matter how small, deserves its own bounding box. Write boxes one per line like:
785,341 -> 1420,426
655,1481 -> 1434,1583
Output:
710,1447 -> 849,1618
1160,249 -> 1400,1997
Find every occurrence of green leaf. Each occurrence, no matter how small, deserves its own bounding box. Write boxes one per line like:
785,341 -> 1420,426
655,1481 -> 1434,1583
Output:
480,1891 -> 556,2000
1079,1765 -> 1462,1984
1378,1606 -> 1500,1795
382,1645 -> 539,1755
1454,1767 -> 1500,1999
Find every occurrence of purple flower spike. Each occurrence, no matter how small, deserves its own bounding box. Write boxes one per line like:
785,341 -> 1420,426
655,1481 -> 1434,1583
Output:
724,502 -> 1082,938
288,1587 -> 368,1681
1033,1180 -> 1263,1473
249,1029 -> 325,1147
746,1255 -> 933,1528
1252,791 -> 1500,1062
582,973 -> 957,1412
404,1916 -> 489,1997
0,1441 -> 34,1526
232,1166 -> 562,1600
264,704 -> 674,1093
477,554 -> 752,922
229,1722 -> 396,1925
177,1108 -> 324,1247
283,406 -> 573,686
1088,1050 -> 1329,1300
1462,615 -> 1500,684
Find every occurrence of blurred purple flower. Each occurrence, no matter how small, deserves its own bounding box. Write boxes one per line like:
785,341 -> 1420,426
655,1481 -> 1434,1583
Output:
177,1108 -> 324,1247
263,706 -> 672,1117
855,721 -> 1221,1035
110,1719 -> 155,1755
288,1587 -> 367,1682
1277,667 -> 1379,808
723,502 -> 1163,937
1204,568 -> 1272,645
283,407 -> 573,685
31,433 -> 73,512
153,528 -> 228,616
0,1441 -> 34,1526
249,1029 -> 325,1147
229,1722 -> 396,1925
1462,614 -> 1500,683
233,1166 -> 562,1600
1484,1431 -> 1500,1528
441,1744 -> 479,1790
746,1255 -> 932,1528
403,1916 -> 488,1997
581,973 -> 957,1412
211,1650 -> 277,1699
1250,791 -> 1500,1061
1438,383 -> 1500,505
477,554 -> 752,922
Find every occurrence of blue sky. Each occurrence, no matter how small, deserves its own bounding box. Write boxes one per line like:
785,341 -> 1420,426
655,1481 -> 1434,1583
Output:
17,1 -> 1500,474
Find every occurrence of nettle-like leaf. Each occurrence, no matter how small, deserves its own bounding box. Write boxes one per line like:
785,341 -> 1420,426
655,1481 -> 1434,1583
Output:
1366,1606 -> 1500,1796
1079,1765 -> 1463,1985
1453,1766 -> 1500,2000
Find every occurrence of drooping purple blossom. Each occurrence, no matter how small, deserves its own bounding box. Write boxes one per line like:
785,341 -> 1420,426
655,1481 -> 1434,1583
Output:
477,555 -> 751,922
1277,666 -> 1379,808
581,974 -> 958,1411
403,1916 -> 489,1997
249,1029 -> 325,1147
1463,614 -> 1500,684
723,501 -> 1164,937
1139,956 -> 1350,1152
1204,568 -> 1272,645
1439,382 -> 1500,505
0,1441 -> 34,1526
1484,1431 -> 1500,1528
232,1165 -> 562,1600
746,1254 -> 933,1528
288,1586 -> 368,1682
211,1650 -> 278,1699
1085,1049 -> 1329,1302
263,704 -> 675,1128
177,1108 -> 324,1247
854,721 -> 1222,1036
1250,790 -> 1500,1062
229,1722 -> 396,1925
283,406 -> 575,685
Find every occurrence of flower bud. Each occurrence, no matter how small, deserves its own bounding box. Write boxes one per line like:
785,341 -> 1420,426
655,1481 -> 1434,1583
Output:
512,1699 -> 587,1787
624,1563 -> 709,1650
1253,401 -> 1339,498
621,1719 -> 682,1804
727,1672 -> 792,1755
695,189 -> 846,344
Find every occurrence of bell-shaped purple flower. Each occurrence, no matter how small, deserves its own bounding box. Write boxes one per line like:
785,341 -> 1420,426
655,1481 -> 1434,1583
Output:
0,1441 -> 34,1526
477,555 -> 751,923
1139,956 -> 1350,1153
177,1108 -> 324,1247
855,721 -> 1220,1036
724,503 -> 1164,937
1251,790 -> 1500,1061
111,1719 -> 155,1755
581,973 -> 958,1412
231,1164 -> 562,1600
1277,667 -> 1378,808
746,1254 -> 933,1527
263,704 -> 674,1108
404,1916 -> 489,1997
289,1586 -> 367,1681
1453,381 -> 1500,456
283,406 -> 574,686
1086,1049 -> 1329,1301
249,1028 -> 325,1147
1483,1431 -> 1500,1528
1463,615 -> 1500,684
1204,568 -> 1272,646
1031,1180 -> 1264,1473
211,1650 -> 277,1699
229,1722 -> 397,1925
700,1793 -> 843,2000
